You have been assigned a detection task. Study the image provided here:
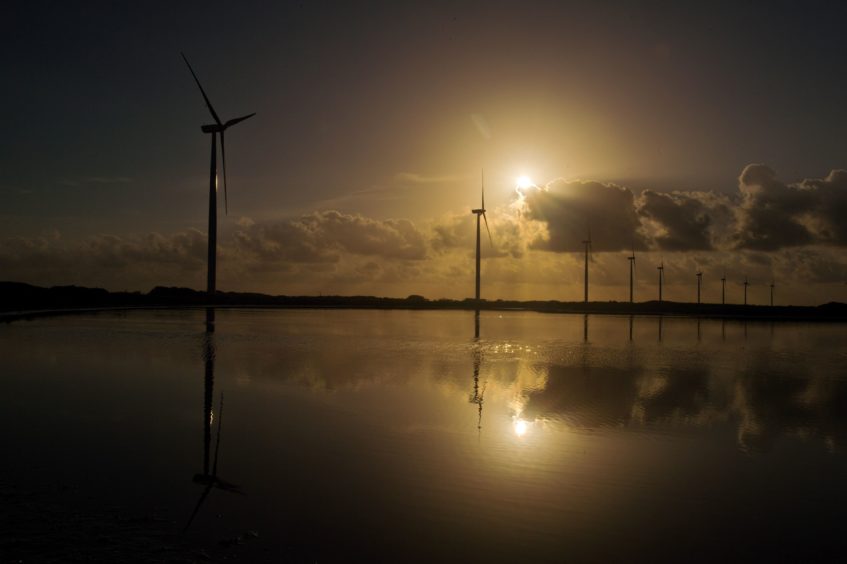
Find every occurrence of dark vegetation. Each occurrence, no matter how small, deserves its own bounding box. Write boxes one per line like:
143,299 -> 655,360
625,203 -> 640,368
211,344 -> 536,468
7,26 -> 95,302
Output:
2,280 -> 846,321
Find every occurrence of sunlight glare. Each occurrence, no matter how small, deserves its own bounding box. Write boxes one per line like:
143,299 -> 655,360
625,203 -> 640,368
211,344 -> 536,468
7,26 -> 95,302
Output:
516,175 -> 533,189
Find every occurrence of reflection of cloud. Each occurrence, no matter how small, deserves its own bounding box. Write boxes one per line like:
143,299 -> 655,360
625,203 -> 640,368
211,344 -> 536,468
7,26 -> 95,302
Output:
516,353 -> 847,452
521,364 -> 642,428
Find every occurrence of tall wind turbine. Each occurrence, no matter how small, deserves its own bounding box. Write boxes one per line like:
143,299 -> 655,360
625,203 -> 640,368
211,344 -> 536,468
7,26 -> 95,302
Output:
721,271 -> 726,305
696,270 -> 703,304
471,170 -> 493,301
770,280 -> 775,307
743,276 -> 750,305
657,259 -> 664,303
182,53 -> 256,306
582,228 -> 592,303
627,245 -> 636,303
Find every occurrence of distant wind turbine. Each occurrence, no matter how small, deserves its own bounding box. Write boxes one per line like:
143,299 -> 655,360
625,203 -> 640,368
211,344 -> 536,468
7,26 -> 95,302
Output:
743,276 -> 750,305
657,258 -> 664,303
721,271 -> 726,305
471,170 -> 493,301
627,245 -> 636,304
696,270 -> 703,305
582,227 -> 592,303
182,53 -> 256,308
770,280 -> 775,307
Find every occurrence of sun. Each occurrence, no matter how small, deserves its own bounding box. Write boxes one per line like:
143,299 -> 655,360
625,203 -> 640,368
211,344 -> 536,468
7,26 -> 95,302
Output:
514,418 -> 529,437
516,175 -> 533,189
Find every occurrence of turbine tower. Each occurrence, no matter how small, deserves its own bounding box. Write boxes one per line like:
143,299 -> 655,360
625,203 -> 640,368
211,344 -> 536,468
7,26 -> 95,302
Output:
657,259 -> 664,303
696,271 -> 703,304
743,276 -> 750,305
182,53 -> 256,308
721,271 -> 726,305
770,280 -> 775,307
582,228 -> 592,303
471,171 -> 493,301
628,246 -> 636,303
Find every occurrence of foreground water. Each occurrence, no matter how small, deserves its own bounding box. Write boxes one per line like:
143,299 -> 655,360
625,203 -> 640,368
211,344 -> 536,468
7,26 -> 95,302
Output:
2,309 -> 847,562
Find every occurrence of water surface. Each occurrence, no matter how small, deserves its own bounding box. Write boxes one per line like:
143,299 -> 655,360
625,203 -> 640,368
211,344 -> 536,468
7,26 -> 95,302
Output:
2,310 -> 847,562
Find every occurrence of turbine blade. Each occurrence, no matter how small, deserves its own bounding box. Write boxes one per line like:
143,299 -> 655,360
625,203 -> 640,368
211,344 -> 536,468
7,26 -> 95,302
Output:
481,169 -> 485,210
181,53 -> 222,125
482,212 -> 493,247
220,130 -> 228,214
224,112 -> 256,129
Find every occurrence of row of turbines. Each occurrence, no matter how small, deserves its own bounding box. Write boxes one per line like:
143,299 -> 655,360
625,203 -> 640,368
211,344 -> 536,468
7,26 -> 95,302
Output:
591,240 -> 776,306
468,175 -> 777,307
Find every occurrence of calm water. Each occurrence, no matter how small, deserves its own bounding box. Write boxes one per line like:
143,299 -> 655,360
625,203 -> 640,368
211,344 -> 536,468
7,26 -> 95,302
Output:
3,309 -> 847,562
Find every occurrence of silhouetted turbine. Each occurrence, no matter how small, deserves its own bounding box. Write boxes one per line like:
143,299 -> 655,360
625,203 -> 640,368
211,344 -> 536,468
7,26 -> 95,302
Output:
182,53 -> 255,305
582,227 -> 592,303
743,276 -> 750,305
471,170 -> 493,300
721,271 -> 726,305
696,271 -> 703,304
770,280 -> 775,307
657,259 -> 664,303
627,246 -> 636,303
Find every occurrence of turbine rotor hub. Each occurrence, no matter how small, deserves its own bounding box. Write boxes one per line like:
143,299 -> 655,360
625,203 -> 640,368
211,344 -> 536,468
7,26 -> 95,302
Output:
201,124 -> 225,133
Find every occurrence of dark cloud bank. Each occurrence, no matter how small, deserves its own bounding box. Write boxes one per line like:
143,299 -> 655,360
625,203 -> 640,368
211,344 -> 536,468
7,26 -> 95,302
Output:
520,164 -> 847,253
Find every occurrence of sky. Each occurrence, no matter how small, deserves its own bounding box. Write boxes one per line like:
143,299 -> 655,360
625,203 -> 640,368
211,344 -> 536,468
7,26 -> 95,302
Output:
2,1 -> 847,304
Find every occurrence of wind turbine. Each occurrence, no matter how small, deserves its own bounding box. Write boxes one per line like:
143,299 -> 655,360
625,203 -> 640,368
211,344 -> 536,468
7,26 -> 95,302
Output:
182,53 -> 256,307
471,170 -> 493,301
582,227 -> 592,303
770,280 -> 775,307
657,258 -> 664,303
721,270 -> 726,305
743,276 -> 750,305
627,245 -> 636,304
696,270 -> 703,305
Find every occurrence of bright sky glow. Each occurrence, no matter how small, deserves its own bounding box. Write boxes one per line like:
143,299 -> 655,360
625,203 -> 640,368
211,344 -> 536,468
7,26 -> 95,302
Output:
516,176 -> 534,189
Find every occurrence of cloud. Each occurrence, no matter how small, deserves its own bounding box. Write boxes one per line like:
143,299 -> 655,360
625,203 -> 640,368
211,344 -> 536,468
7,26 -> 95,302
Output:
519,178 -> 647,252
512,166 -> 847,254
637,189 -> 733,251
734,164 -> 816,250
233,210 -> 429,267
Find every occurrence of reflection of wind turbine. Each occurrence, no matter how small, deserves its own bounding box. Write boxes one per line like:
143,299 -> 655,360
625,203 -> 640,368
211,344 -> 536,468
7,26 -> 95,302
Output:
472,170 -> 493,301
696,271 -> 703,304
182,53 -> 256,312
628,245 -> 636,303
185,331 -> 243,532
582,227 -> 592,303
657,258 -> 664,303
469,346 -> 486,435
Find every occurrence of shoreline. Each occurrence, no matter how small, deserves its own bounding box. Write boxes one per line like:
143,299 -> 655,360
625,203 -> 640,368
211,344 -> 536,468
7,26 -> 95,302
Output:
3,280 -> 846,323
3,301 -> 847,324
